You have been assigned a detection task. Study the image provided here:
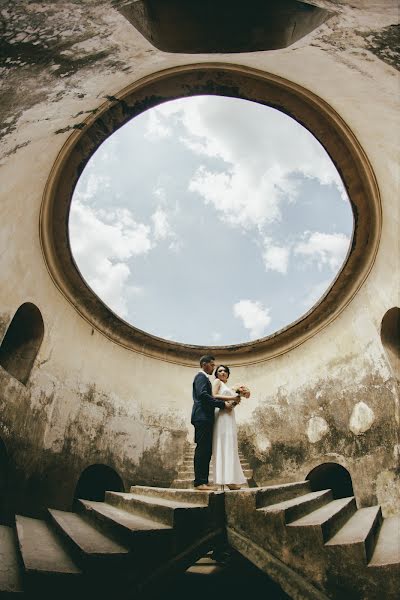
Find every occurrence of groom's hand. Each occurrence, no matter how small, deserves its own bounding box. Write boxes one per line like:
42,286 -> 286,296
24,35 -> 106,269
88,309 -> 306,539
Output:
224,401 -> 234,412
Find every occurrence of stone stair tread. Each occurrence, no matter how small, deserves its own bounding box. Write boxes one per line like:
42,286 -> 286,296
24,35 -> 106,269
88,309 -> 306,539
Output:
48,509 -> 130,556
369,515 -> 400,567
288,497 -> 354,527
325,506 -> 381,546
15,515 -> 81,576
178,470 -> 252,479
260,489 -> 330,513
109,492 -> 205,510
171,479 -> 193,484
79,500 -> 172,532
172,477 -> 252,486
130,486 -> 211,505
0,525 -> 23,594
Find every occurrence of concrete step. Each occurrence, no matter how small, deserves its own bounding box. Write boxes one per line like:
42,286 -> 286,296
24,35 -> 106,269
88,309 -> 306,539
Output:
177,468 -> 253,480
170,479 -> 193,489
15,515 -> 81,588
77,499 -> 172,550
176,470 -> 196,478
105,492 -> 208,528
369,515 -> 400,567
171,477 -> 252,489
288,497 -> 356,542
48,509 -> 130,568
259,489 -> 332,524
182,457 -> 248,468
255,481 -> 311,508
0,525 -> 23,595
240,463 -> 251,470
325,505 -> 382,563
129,485 -> 212,506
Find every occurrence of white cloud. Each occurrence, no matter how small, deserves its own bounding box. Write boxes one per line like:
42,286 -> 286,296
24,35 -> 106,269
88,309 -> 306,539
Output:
262,237 -> 290,274
233,300 -> 271,339
294,231 -> 350,271
302,278 -> 334,310
145,110 -> 172,140
74,172 -> 111,203
189,164 -> 284,229
154,96 -> 348,229
69,201 -> 152,317
151,204 -> 182,252
151,207 -> 173,241
211,332 -> 222,343
154,187 -> 167,202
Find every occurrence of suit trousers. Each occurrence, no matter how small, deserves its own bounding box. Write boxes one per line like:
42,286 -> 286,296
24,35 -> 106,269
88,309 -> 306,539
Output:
193,421 -> 213,486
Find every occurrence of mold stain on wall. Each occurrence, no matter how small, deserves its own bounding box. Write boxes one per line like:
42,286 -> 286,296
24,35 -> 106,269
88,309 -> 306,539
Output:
0,365 -> 188,518
238,357 -> 399,515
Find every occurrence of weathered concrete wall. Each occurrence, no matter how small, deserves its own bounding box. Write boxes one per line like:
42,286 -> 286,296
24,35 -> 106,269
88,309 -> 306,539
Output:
236,291 -> 399,516
0,1 -> 398,518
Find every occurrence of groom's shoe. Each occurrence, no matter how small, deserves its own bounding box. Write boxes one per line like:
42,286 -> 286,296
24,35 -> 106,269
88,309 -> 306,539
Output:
194,484 -> 217,491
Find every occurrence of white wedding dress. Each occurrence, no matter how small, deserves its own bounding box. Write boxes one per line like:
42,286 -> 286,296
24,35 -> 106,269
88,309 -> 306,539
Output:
211,381 -> 247,486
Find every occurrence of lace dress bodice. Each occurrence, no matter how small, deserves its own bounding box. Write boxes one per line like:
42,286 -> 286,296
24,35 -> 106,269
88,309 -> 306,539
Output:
212,381 -> 246,485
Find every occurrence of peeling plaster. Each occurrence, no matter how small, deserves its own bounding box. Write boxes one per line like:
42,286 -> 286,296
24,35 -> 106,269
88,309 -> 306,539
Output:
307,416 -> 330,443
349,401 -> 375,435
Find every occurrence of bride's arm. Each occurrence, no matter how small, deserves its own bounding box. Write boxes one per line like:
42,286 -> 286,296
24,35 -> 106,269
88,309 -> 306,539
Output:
212,379 -> 239,401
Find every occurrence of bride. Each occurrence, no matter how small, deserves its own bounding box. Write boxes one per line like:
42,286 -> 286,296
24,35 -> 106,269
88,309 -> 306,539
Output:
211,365 -> 247,490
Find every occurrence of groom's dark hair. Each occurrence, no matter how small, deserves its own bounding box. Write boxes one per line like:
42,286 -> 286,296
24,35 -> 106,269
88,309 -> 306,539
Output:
199,354 -> 215,366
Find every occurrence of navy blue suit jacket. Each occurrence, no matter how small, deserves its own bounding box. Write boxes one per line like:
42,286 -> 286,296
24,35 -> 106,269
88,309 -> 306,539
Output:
191,372 -> 225,425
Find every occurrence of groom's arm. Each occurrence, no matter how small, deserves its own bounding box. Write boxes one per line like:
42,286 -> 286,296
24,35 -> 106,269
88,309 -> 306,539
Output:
195,375 -> 225,410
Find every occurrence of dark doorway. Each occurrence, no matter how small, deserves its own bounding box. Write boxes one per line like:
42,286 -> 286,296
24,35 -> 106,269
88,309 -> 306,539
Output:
381,307 -> 400,380
306,463 -> 354,499
0,303 -> 44,384
0,438 -> 9,524
73,464 -> 124,506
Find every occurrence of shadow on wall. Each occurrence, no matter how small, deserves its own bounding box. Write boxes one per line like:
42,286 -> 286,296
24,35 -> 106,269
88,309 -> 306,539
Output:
72,464 -> 125,509
0,303 -> 44,384
306,462 -> 354,499
381,307 -> 400,381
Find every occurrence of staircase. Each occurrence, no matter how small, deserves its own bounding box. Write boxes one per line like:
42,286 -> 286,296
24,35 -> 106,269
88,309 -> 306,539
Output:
1,481 -> 399,598
225,481 -> 400,600
171,444 -> 255,489
0,486 -> 225,598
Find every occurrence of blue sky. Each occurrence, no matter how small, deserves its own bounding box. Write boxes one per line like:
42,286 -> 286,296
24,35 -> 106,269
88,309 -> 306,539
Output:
69,96 -> 353,345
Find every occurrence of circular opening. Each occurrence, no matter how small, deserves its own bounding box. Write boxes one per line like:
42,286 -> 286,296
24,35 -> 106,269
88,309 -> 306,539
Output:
40,64 -> 381,364
69,95 -> 353,346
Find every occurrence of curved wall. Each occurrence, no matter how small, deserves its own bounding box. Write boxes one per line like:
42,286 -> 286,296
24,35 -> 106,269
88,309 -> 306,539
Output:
0,1 -> 398,517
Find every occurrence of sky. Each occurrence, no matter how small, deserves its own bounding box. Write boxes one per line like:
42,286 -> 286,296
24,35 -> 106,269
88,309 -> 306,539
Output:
69,95 -> 353,345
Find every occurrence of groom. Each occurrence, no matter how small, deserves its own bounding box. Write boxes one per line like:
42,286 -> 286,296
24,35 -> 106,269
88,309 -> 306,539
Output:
191,354 -> 231,490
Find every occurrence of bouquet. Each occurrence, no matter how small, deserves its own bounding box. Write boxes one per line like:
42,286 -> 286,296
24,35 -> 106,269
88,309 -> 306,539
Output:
234,385 -> 251,399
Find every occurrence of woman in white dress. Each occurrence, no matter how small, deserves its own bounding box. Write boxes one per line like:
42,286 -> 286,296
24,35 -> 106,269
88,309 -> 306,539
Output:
211,365 -> 247,490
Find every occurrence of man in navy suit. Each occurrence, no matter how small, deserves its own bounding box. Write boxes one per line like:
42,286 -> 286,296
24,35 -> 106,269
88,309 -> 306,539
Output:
191,355 -> 231,490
